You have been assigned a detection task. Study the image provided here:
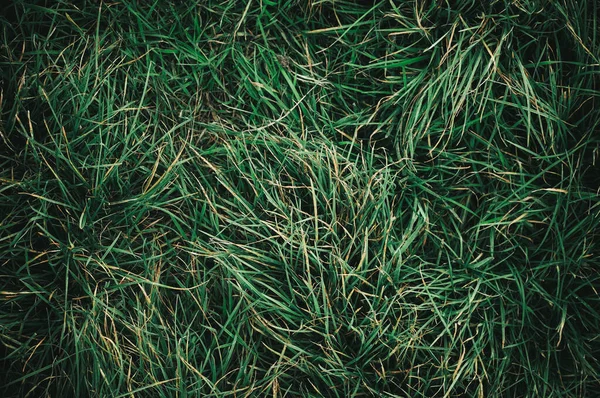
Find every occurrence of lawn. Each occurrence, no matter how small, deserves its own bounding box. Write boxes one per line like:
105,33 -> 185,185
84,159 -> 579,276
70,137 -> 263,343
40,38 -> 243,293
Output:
1,0 -> 599,396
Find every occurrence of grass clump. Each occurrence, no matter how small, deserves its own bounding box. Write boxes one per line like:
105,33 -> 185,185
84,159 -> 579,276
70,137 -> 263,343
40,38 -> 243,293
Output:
1,0 -> 599,396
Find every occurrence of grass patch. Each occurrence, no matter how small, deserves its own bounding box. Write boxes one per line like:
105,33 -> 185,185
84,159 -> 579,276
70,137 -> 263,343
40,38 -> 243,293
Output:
1,0 -> 599,396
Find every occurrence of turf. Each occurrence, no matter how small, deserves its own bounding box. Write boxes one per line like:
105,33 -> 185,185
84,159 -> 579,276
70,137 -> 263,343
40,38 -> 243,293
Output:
1,0 -> 599,396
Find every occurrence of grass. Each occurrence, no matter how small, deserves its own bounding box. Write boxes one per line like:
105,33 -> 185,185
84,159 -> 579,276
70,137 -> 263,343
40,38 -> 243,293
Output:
1,0 -> 599,396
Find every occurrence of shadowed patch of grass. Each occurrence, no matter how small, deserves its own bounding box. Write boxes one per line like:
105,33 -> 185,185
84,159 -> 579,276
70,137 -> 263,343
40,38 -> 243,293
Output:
1,0 -> 599,396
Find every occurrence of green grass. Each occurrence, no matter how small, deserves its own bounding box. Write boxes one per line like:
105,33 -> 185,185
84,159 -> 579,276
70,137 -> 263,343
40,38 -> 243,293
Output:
1,0 -> 599,396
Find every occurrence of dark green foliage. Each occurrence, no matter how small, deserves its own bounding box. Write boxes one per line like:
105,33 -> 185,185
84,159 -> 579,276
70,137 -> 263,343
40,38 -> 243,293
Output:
1,0 -> 599,396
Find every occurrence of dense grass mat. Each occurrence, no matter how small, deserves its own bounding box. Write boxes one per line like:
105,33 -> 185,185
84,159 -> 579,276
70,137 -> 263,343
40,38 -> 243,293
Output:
1,0 -> 599,396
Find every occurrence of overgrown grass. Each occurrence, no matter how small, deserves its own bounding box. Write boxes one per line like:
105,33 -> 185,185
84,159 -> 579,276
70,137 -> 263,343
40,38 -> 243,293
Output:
1,0 -> 599,396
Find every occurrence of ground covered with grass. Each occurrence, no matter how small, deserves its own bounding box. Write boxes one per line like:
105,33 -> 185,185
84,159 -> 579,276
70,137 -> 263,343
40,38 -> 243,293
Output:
1,0 -> 599,396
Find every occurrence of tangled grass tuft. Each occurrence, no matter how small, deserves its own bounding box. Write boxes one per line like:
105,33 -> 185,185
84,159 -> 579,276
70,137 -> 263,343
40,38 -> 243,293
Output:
1,1 -> 599,396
